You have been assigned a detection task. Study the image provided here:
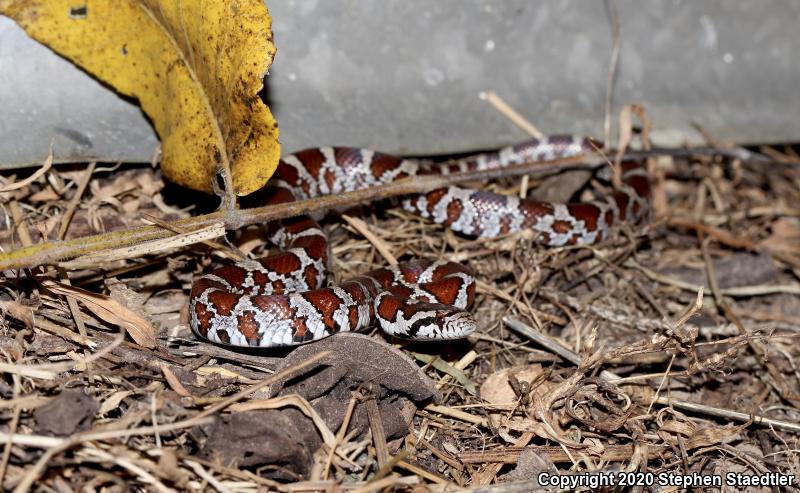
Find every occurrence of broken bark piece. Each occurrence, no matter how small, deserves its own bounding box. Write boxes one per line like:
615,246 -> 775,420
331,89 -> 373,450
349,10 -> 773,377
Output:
196,333 -> 439,478
34,388 -> 99,436
268,333 -> 439,441
198,408 -> 318,480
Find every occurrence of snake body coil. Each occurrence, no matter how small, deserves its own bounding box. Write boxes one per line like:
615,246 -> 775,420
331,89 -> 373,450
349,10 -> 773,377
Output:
190,137 -> 649,347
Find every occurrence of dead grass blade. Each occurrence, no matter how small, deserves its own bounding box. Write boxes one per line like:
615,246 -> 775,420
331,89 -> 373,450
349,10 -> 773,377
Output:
42,280 -> 156,348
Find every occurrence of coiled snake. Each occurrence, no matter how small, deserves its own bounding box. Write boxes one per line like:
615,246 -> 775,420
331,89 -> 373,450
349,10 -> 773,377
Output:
189,136 -> 649,347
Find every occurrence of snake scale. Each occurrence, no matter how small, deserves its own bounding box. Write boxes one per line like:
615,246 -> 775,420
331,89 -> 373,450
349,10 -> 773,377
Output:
189,136 -> 649,347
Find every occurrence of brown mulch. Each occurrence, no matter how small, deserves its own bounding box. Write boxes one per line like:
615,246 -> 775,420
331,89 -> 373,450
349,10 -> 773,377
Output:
1,140 -> 800,492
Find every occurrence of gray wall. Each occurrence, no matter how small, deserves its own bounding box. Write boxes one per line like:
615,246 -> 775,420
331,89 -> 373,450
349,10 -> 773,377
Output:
1,0 -> 797,168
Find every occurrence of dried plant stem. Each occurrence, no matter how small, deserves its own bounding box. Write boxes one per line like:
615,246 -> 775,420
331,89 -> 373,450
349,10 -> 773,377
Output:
0,147 -> 767,271
0,150 -> 53,193
10,351 -> 329,493
0,154 -> 591,270
503,316 -> 800,433
603,0 -> 622,145
57,162 -> 96,240
0,373 -> 21,488
479,90 -> 543,138
459,443 -> 663,464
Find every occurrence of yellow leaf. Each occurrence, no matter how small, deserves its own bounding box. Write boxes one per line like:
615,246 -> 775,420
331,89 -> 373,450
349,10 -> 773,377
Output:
0,0 -> 280,195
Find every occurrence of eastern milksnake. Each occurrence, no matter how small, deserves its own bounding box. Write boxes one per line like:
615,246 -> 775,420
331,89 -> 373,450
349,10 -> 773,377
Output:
190,136 -> 650,347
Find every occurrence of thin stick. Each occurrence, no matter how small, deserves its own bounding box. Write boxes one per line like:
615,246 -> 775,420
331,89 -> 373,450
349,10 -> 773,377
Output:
52,164 -> 97,339
503,316 -> 617,380
58,223 -> 226,270
364,395 -> 389,469
142,212 -> 244,261
57,162 -> 96,240
322,391 -> 359,480
11,417 -> 214,493
0,146 -> 769,271
0,371 -> 21,487
459,443 -> 661,464
193,350 -> 330,421
472,431 -> 535,486
479,90 -> 543,138
603,0 -> 622,145
0,149 -> 53,193
79,448 -> 175,493
10,351 -> 329,492
184,460 -> 233,493
7,201 -> 33,250
342,215 -> 398,265
502,316 -> 800,433
668,216 -> 756,250
425,404 -> 487,427
652,397 -> 800,433
629,261 -> 800,297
